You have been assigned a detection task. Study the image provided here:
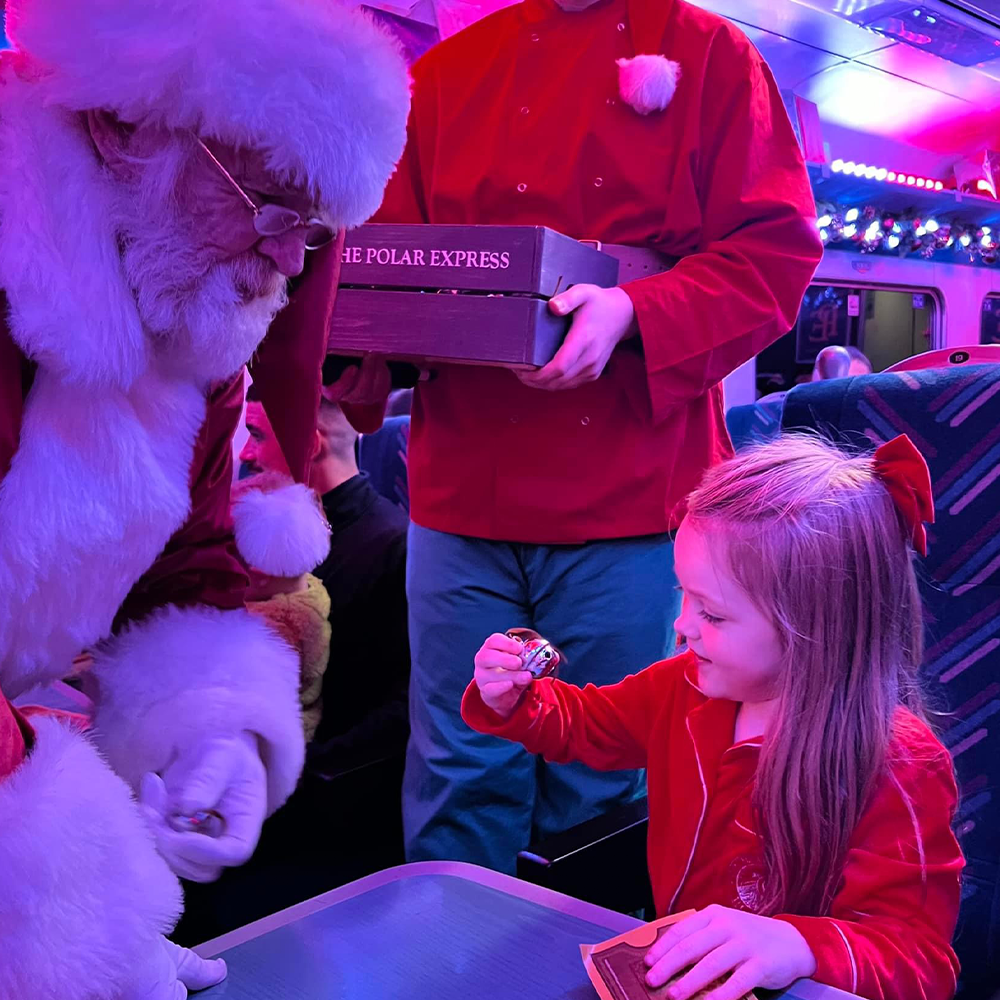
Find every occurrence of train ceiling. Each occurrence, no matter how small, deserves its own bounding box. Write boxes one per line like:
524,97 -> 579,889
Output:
686,0 -> 1000,169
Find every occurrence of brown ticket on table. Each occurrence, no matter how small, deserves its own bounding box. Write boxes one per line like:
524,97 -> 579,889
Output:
581,913 -> 757,1000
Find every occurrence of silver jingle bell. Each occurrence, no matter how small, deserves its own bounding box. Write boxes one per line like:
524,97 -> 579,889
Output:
166,809 -> 226,838
505,627 -> 565,680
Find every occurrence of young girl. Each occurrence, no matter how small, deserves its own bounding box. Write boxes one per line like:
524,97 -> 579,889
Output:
464,435 -> 963,1000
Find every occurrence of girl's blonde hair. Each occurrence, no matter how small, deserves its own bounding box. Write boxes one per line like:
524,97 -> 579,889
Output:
685,435 -> 926,916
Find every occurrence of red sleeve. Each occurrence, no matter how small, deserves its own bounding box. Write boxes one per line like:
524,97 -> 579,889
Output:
460,657 -> 686,771
114,375 -> 249,628
251,238 -> 350,474
775,736 -> 963,1000
0,696 -> 31,782
622,28 -> 823,423
0,304 -> 29,478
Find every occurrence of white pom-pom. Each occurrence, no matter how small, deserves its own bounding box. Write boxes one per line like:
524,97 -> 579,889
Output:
232,479 -> 331,577
616,55 -> 681,115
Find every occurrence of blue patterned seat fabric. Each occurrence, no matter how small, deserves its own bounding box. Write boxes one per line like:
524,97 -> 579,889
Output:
782,366 -> 1000,1000
725,395 -> 784,451
357,415 -> 410,513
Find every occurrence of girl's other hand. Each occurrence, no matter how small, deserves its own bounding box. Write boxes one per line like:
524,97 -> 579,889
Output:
473,633 -> 534,719
643,906 -> 817,1000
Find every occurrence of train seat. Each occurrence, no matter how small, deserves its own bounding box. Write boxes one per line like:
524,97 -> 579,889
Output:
782,365 -> 1000,999
724,394 -> 784,451
357,414 -> 411,512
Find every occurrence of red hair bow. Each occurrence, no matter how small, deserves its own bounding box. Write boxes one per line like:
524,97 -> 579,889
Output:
873,434 -> 935,557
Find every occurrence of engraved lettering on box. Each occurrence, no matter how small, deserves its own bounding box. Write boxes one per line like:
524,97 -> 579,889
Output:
331,224 -> 619,368
343,245 -> 512,270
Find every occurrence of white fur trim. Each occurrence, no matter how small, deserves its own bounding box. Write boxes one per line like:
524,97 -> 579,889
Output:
0,366 -> 205,698
6,0 -> 410,230
0,85 -> 151,388
616,54 -> 681,115
233,480 -> 331,577
0,716 -> 182,1000
90,605 -> 305,814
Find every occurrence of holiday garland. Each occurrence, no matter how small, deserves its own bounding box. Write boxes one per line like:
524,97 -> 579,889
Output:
815,201 -> 999,265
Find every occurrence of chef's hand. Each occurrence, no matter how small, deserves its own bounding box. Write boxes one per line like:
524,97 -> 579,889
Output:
323,353 -> 392,405
517,284 -> 637,391
139,732 -> 268,883
643,906 -> 817,1000
474,633 -> 534,719
121,937 -> 226,999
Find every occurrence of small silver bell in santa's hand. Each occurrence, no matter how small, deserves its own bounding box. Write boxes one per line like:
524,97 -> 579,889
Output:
506,628 -> 565,680
167,809 -> 226,838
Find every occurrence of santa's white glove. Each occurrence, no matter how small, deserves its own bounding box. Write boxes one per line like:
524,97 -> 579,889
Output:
121,937 -> 226,999
139,732 -> 268,883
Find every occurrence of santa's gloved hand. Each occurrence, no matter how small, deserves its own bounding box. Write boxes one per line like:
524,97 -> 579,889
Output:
121,937 -> 226,999
139,732 -> 268,882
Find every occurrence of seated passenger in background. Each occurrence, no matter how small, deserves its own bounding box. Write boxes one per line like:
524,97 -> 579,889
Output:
242,391 -> 410,772
307,387 -> 411,774
757,345 -> 873,409
465,435 -> 962,1000
811,344 -> 873,382
844,345 -> 874,376
175,395 -> 410,944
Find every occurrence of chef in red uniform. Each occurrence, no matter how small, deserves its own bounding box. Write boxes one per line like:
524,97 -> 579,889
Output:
360,0 -> 824,870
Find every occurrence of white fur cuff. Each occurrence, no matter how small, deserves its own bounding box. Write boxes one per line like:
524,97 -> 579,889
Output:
617,55 -> 681,115
0,717 -> 181,1000
90,605 -> 305,814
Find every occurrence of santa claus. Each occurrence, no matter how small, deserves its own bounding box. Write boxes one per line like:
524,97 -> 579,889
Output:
0,0 -> 409,995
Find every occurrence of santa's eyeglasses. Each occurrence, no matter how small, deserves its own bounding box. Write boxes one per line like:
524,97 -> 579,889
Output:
194,136 -> 335,251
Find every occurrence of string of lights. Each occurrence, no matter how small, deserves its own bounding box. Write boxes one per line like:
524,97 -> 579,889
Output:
815,201 -> 998,264
829,158 -> 946,192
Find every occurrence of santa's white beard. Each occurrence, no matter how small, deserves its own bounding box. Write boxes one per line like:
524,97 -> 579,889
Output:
124,235 -> 287,385
172,254 -> 288,384
111,153 -> 288,385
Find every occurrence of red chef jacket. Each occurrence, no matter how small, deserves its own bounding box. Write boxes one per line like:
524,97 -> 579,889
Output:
374,0 -> 823,543
462,652 -> 964,1000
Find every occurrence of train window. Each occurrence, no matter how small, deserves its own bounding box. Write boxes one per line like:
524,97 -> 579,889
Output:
981,296 -> 1000,345
756,284 -> 937,398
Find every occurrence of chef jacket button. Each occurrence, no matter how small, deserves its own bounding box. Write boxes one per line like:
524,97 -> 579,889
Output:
531,32 -> 540,41
517,182 -> 527,193
594,177 -> 603,187
510,416 -> 519,424
606,97 -> 616,105
581,416 -> 591,426
617,21 -> 626,31
520,106 -> 530,115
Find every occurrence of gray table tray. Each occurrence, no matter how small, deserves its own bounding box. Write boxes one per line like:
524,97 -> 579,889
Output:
193,862 -> 860,1000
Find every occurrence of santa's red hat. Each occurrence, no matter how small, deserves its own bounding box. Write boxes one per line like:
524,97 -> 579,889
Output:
4,0 -> 411,231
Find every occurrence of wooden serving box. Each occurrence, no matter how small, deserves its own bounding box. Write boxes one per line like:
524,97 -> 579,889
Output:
329,224 -> 620,368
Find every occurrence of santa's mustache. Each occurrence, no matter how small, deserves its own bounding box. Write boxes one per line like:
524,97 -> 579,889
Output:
230,252 -> 284,301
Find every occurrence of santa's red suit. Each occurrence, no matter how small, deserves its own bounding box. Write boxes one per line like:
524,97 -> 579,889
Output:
0,0 -> 408,995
